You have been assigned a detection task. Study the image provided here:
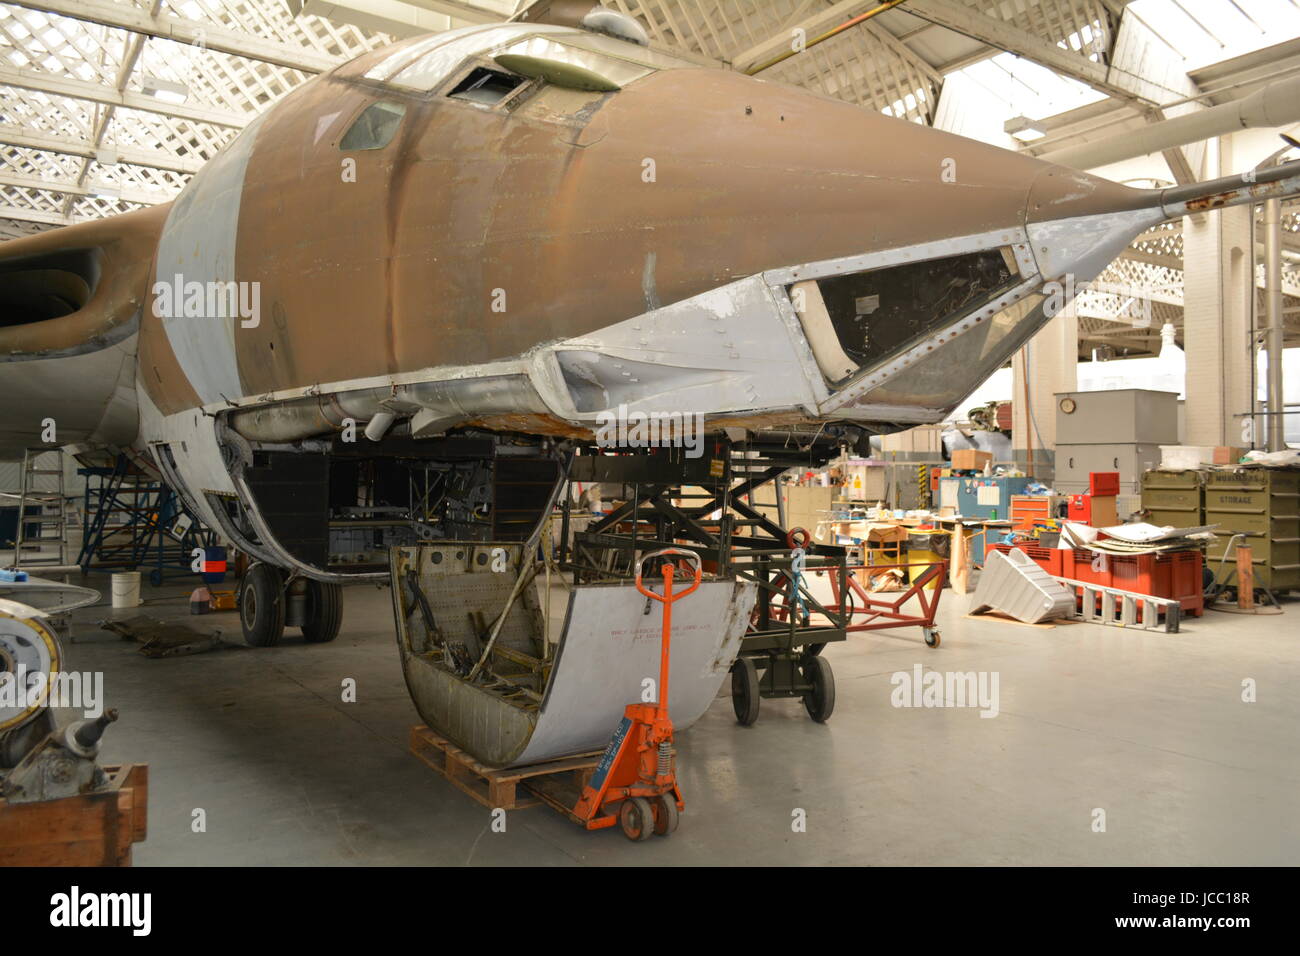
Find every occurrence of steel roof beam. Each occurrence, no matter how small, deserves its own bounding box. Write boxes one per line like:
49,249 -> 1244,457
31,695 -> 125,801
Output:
9,0 -> 341,73
0,67 -> 249,128
0,127 -> 206,175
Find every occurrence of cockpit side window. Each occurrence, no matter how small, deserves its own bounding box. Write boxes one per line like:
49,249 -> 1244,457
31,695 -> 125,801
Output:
447,65 -> 530,106
339,101 -> 407,151
357,25 -> 695,98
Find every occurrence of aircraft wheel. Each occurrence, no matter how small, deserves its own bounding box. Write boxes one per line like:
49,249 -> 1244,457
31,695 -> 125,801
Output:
301,580 -> 343,643
620,797 -> 654,842
730,657 -> 760,726
239,563 -> 285,648
652,794 -> 679,836
802,655 -> 835,723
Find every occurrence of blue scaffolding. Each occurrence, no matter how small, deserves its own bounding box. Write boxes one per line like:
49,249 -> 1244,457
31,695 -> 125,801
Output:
76,454 -> 218,586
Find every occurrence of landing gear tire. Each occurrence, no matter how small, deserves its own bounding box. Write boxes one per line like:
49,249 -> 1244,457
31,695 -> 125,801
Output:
802,655 -> 835,723
240,562 -> 285,648
923,626 -> 941,648
301,580 -> 343,643
620,797 -> 655,842
731,657 -> 760,726
651,795 -> 679,836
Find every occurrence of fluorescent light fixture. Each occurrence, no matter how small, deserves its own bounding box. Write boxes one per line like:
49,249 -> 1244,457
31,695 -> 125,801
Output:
91,185 -> 121,201
1004,115 -> 1046,142
141,76 -> 189,105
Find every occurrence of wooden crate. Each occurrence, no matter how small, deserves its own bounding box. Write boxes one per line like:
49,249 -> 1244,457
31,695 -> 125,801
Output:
409,725 -> 600,811
0,764 -> 148,866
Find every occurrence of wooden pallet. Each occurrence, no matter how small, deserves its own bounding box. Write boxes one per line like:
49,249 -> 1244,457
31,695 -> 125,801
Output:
0,764 -> 148,866
409,725 -> 601,811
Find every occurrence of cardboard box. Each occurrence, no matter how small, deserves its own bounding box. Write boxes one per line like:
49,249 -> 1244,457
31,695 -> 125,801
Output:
951,449 -> 992,471
1090,495 -> 1118,528
1212,446 -> 1246,465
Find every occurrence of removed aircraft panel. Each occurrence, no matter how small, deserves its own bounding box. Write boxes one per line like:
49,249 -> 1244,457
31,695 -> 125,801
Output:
392,542 -> 754,767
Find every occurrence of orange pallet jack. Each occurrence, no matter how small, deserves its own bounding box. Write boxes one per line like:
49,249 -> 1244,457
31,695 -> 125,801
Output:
570,547 -> 702,841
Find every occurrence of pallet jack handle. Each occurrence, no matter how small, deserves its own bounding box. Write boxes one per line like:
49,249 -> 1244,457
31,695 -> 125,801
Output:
635,548 -> 702,722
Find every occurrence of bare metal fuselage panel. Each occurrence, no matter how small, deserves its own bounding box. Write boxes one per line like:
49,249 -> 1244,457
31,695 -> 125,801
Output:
392,542 -> 753,767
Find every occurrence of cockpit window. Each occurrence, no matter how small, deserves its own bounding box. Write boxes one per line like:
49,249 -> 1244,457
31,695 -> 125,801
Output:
448,66 -> 528,105
339,101 -> 406,150
555,31 -> 696,72
493,35 -> 655,90
380,25 -> 537,92
362,25 -> 494,85
357,23 -> 695,96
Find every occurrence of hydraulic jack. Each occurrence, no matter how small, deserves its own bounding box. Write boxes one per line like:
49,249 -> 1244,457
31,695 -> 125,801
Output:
571,548 -> 701,841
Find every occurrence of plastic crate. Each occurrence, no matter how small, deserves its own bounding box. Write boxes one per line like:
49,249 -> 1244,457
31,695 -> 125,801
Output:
1061,548 -> 1203,617
990,542 -> 1063,577
1061,548 -> 1110,586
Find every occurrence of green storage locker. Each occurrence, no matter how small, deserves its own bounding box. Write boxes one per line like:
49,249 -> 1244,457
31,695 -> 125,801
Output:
1204,469 -> 1300,591
1140,469 -> 1204,529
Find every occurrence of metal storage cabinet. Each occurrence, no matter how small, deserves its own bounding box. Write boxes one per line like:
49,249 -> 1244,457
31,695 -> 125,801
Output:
1204,469 -> 1300,591
939,475 -> 1034,519
1140,469 -> 1204,528
1053,389 -> 1179,444
1054,443 -> 1164,495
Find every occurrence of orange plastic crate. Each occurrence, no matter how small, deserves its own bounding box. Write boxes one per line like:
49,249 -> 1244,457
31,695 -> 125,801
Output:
991,542 -> 1063,576
1061,548 -> 1203,617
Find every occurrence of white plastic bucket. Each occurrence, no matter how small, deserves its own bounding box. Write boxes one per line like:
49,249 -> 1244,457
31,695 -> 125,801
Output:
111,571 -> 141,609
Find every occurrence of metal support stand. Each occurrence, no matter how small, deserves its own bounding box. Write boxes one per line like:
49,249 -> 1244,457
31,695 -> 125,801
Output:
559,435 -> 849,725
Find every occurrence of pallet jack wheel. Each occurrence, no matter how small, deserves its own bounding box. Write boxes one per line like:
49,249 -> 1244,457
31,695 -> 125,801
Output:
802,655 -> 835,723
239,562 -> 285,648
301,580 -> 343,643
730,657 -> 760,726
620,797 -> 655,841
923,627 -> 941,648
652,795 -> 679,836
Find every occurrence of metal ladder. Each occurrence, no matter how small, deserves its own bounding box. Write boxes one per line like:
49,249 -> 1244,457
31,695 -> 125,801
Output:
1054,576 -> 1183,633
12,448 -> 70,569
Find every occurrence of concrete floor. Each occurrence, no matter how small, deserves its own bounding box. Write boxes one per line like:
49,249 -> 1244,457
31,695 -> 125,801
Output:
43,575 -> 1300,866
